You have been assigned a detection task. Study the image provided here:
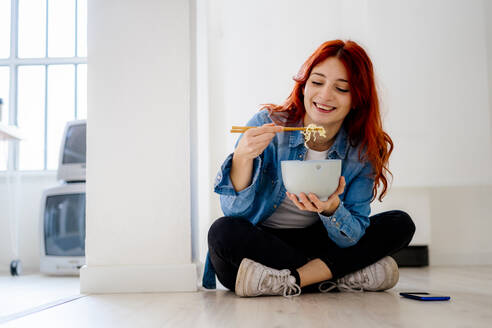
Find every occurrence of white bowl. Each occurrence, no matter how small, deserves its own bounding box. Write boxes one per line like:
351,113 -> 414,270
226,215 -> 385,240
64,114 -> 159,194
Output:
281,159 -> 341,201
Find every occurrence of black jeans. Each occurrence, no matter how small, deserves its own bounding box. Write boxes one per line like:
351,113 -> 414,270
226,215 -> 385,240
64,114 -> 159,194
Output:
208,210 -> 415,293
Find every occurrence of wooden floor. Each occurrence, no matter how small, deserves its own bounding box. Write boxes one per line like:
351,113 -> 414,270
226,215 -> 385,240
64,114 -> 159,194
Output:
2,266 -> 492,327
0,273 -> 79,319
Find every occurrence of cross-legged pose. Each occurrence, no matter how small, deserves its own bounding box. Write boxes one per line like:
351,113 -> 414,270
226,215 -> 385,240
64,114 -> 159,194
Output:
202,40 -> 416,297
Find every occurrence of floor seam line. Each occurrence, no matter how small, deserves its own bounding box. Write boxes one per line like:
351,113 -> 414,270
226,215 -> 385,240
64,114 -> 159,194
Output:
0,294 -> 89,324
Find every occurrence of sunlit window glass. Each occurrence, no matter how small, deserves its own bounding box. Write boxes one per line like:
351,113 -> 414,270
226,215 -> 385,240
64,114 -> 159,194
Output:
47,65 -> 75,170
5,0 -> 86,171
18,0 -> 47,58
0,66 -> 9,170
18,66 -> 46,170
0,66 -> 9,124
77,64 -> 87,119
0,140 -> 7,170
48,0 -> 76,57
0,0 -> 11,59
77,0 -> 87,57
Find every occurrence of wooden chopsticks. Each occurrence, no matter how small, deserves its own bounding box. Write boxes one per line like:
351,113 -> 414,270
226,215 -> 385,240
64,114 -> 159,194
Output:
230,126 -> 316,133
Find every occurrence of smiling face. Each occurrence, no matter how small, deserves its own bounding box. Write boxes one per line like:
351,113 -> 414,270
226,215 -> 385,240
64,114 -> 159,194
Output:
303,57 -> 352,135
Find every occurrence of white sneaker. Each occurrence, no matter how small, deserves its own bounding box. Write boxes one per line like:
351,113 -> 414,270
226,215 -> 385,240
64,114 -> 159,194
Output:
235,258 -> 301,297
319,256 -> 399,293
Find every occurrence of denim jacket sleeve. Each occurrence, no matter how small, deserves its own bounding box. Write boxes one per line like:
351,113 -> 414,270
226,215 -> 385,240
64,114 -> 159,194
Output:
213,112 -> 269,217
318,160 -> 374,248
213,153 -> 263,217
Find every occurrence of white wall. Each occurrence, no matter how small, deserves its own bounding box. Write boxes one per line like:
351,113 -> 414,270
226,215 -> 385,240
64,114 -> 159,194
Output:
368,0 -> 491,187
487,0 -> 492,135
191,0 -> 210,266
206,0 -> 491,186
204,0 -> 492,265
80,0 -> 197,293
429,186 -> 492,265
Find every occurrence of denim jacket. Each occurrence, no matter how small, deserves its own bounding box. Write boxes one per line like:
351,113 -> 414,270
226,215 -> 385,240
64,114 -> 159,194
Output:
202,110 -> 375,289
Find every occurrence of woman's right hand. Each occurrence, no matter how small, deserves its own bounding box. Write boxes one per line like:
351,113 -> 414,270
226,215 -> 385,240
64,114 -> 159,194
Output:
233,123 -> 283,161
230,123 -> 282,192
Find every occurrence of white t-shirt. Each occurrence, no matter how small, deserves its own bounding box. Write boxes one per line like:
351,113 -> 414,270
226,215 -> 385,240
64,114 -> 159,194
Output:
261,148 -> 329,229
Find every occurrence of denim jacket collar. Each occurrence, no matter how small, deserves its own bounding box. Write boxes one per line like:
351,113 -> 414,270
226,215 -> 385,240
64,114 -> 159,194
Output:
289,126 -> 349,159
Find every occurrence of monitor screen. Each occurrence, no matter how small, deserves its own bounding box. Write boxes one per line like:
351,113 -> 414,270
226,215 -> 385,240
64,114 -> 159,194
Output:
62,124 -> 86,164
44,193 -> 86,256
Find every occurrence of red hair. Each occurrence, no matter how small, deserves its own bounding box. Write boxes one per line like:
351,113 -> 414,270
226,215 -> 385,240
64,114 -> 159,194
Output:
263,40 -> 393,201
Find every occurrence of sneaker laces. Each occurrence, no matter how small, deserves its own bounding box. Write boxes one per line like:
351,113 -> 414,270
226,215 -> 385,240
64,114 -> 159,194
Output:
259,269 -> 301,297
318,281 -> 338,293
318,270 -> 370,293
336,270 -> 370,292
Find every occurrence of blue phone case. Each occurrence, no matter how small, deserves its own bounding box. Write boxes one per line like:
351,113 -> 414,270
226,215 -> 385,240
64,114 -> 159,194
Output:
400,292 -> 450,301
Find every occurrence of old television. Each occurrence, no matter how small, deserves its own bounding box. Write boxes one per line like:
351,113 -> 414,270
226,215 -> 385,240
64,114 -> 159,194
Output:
39,182 -> 86,275
40,119 -> 87,275
57,119 -> 86,182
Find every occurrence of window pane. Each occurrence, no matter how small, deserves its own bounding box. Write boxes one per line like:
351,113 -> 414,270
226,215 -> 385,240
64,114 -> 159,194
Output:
18,0 -> 47,58
0,0 -> 11,58
0,66 -> 8,170
48,0 -> 75,57
18,66 -> 45,170
0,138 -> 7,170
0,66 -> 9,124
77,64 -> 86,119
77,0 -> 87,57
47,65 -> 75,170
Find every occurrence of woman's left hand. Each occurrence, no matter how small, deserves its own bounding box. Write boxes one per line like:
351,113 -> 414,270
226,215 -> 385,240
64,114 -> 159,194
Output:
286,176 -> 346,216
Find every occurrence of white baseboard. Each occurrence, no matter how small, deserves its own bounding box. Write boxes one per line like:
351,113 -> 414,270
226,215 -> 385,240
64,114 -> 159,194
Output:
430,251 -> 492,266
80,263 -> 197,294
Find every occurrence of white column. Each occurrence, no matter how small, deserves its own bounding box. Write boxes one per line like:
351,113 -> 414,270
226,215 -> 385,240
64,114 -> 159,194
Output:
81,0 -> 196,293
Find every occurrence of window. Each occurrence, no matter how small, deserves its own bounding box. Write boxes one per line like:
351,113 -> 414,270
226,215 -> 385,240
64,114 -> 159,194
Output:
0,0 -> 87,171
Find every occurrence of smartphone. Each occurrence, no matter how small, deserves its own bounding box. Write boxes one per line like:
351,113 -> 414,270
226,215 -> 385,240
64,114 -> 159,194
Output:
400,292 -> 450,301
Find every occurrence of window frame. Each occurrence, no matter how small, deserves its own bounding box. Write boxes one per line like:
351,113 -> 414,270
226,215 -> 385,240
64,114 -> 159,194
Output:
0,0 -> 87,171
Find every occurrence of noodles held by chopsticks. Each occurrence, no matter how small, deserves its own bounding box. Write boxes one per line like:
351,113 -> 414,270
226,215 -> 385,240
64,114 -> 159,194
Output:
301,124 -> 326,148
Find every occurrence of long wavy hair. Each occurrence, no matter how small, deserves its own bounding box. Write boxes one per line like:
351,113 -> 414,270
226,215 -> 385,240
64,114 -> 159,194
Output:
263,40 -> 393,201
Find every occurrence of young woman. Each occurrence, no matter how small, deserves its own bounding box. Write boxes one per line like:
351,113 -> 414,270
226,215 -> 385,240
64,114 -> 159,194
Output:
202,40 -> 415,297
